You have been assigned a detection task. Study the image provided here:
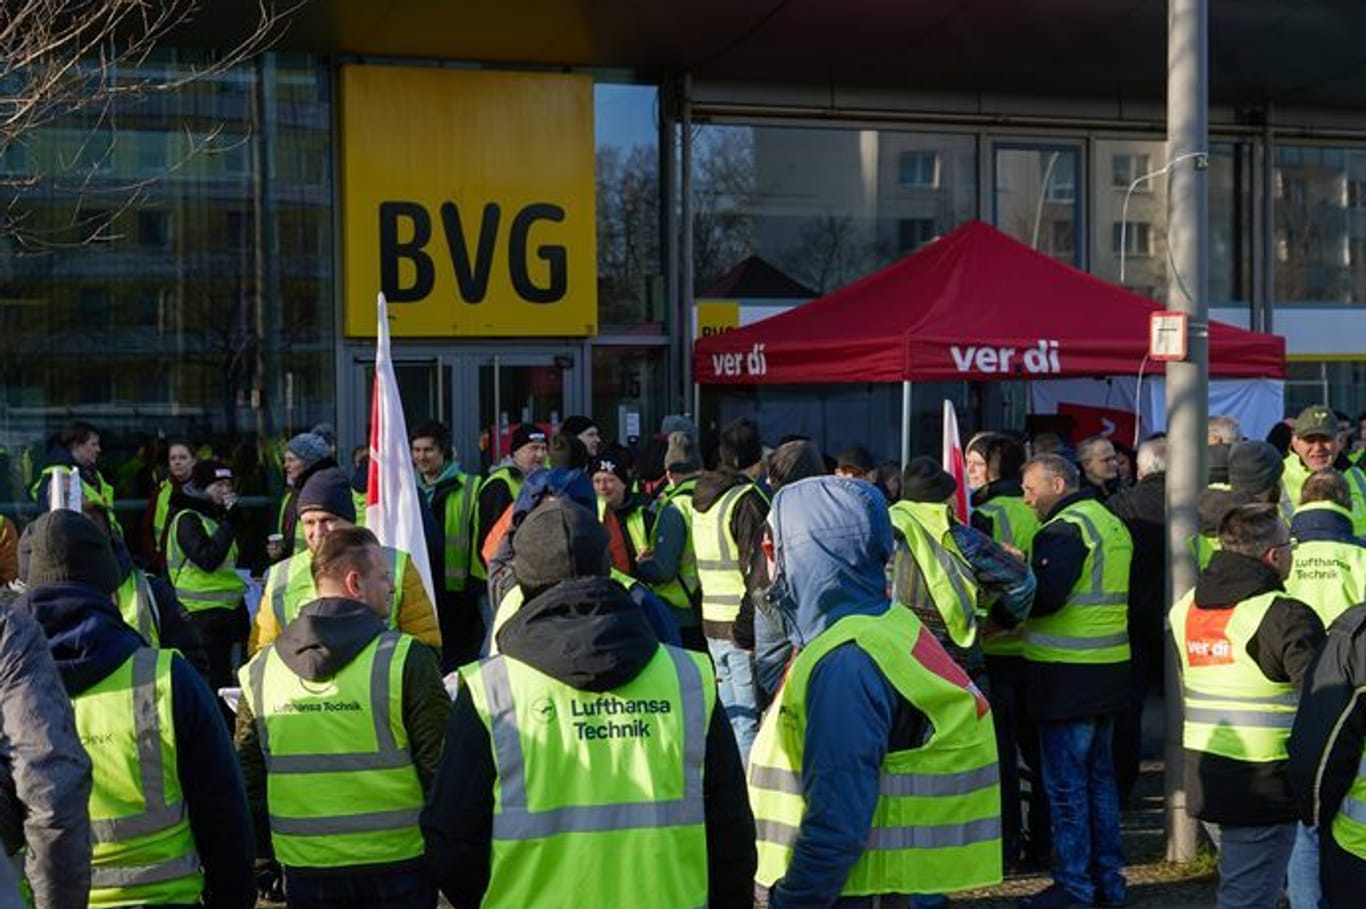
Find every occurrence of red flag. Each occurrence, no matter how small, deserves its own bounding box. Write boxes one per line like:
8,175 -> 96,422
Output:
942,400 -> 969,522
367,293 -> 437,607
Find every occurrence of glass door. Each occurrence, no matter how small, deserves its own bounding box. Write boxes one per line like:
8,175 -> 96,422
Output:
472,352 -> 578,473
352,355 -> 452,468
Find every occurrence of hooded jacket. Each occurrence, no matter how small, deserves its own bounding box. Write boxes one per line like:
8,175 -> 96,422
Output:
234,597 -> 450,874
12,582 -> 254,909
421,576 -> 755,909
0,602 -> 92,909
1180,550 -> 1325,825
762,477 -> 934,909
1289,603 -> 1366,905
693,468 -> 770,648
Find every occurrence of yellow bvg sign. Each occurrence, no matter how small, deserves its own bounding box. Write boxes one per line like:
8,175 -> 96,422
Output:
342,66 -> 597,337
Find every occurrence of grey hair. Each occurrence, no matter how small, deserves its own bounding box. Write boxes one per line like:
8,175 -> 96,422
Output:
1136,438 -> 1168,478
1024,453 -> 1079,491
1208,415 -> 1241,445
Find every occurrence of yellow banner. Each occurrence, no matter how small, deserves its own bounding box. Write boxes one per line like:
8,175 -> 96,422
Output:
341,66 -> 597,337
696,300 -> 741,338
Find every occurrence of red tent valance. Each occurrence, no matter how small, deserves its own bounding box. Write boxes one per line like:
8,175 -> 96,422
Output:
693,221 -> 1285,384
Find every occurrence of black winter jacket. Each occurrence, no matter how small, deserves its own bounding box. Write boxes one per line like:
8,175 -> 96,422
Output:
421,576 -> 756,909
1182,551 -> 1325,825
1106,472 -> 1167,647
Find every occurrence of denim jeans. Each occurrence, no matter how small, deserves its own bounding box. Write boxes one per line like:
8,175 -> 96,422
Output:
1038,716 -> 1126,905
707,635 -> 759,765
1205,822 -> 1296,909
284,868 -> 437,909
1287,822 -> 1327,909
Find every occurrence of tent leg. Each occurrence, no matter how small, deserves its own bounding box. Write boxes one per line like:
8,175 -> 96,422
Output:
900,381 -> 912,467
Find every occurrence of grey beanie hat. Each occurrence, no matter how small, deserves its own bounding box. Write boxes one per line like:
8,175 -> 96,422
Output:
287,432 -> 331,469
512,499 -> 610,595
24,511 -> 121,594
1228,440 -> 1284,495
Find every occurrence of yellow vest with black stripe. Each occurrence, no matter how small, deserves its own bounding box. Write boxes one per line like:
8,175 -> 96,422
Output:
240,632 -> 424,869
460,644 -> 714,909
888,501 -> 980,649
600,497 -> 701,625
489,569 -> 640,656
1283,501 -> 1366,627
264,547 -> 405,632
692,483 -> 766,627
114,570 -> 161,647
166,510 -> 246,614
1022,497 -> 1132,665
1170,590 -> 1296,761
74,648 -> 203,907
749,606 -> 1002,895
972,494 -> 1039,657
438,472 -> 481,593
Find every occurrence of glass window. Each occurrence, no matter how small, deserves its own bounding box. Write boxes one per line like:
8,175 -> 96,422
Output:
994,145 -> 1081,266
0,52 -> 334,559
591,345 -> 668,447
1111,153 -> 1151,190
1274,144 -> 1366,304
595,83 -> 664,333
691,125 -> 976,295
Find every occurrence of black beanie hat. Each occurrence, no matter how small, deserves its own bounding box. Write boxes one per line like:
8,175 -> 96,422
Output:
25,511 -> 121,594
560,415 -> 598,438
510,424 -> 548,455
298,467 -> 357,522
513,499 -> 610,595
588,453 -> 631,486
900,456 -> 958,503
719,418 -> 763,471
191,459 -> 233,489
549,432 -> 590,470
1228,441 -> 1284,495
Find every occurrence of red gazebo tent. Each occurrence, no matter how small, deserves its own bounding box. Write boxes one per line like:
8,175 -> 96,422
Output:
693,221 -> 1285,459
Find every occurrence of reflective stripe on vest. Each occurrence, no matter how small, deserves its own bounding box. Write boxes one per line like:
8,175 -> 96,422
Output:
975,495 -> 1038,657
268,547 -> 404,632
152,480 -> 174,556
1170,589 -> 1297,762
749,607 -> 1002,894
489,569 -> 639,656
115,570 -> 161,647
241,632 -> 424,868
1022,499 -> 1131,665
1342,467 -> 1366,537
473,468 -> 522,582
75,649 -> 204,906
604,497 -> 699,619
462,645 -> 712,909
692,485 -> 754,625
1332,755 -> 1366,859
166,510 -> 245,613
442,474 -> 479,591
889,501 -> 979,649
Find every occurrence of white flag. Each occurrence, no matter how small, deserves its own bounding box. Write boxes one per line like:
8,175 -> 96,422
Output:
366,293 -> 437,607
942,400 -> 969,523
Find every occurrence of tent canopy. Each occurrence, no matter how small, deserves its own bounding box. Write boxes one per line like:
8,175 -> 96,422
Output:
693,221 -> 1285,384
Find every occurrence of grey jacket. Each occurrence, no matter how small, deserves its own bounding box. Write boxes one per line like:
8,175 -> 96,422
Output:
0,604 -> 92,909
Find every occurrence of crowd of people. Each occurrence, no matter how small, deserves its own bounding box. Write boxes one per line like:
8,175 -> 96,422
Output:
3,404 -> 1366,908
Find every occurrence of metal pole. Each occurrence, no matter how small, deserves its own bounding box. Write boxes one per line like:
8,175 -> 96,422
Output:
1163,0 -> 1208,864
900,381 -> 913,467
680,75 -> 696,414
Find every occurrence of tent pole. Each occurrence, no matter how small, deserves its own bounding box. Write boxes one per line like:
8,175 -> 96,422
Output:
692,382 -> 700,423
900,381 -> 912,467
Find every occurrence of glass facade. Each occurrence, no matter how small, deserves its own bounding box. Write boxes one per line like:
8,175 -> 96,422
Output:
1274,144 -> 1366,304
0,53 -> 333,542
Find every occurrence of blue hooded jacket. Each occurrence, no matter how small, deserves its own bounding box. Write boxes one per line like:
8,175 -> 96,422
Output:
764,477 -> 917,909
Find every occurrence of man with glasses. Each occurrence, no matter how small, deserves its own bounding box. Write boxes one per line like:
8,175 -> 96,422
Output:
1170,503 -> 1325,909
1076,436 -> 1120,500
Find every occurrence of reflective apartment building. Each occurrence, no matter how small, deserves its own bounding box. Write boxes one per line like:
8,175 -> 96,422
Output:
4,2 -> 1366,539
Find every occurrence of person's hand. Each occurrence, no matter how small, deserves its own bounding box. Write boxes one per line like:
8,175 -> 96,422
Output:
223,492 -> 239,511
1000,542 -> 1026,562
255,859 -> 284,903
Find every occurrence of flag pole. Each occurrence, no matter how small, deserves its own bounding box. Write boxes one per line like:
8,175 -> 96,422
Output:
900,380 -> 913,467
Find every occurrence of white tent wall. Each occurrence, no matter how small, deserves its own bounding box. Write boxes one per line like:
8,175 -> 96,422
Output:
1029,377 -> 1285,445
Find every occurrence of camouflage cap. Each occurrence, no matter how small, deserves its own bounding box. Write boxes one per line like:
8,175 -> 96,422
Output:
1293,405 -> 1337,440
